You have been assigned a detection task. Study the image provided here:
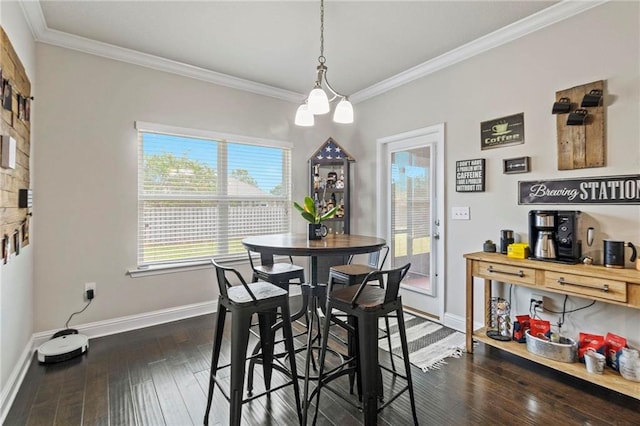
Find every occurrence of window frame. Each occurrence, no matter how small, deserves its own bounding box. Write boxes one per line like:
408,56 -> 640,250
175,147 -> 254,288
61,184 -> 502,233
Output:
133,121 -> 293,272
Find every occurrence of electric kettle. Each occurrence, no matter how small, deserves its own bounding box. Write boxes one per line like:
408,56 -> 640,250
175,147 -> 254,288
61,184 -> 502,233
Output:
535,231 -> 557,259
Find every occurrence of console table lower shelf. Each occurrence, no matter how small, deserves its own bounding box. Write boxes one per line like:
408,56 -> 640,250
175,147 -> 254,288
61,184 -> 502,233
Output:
473,327 -> 639,399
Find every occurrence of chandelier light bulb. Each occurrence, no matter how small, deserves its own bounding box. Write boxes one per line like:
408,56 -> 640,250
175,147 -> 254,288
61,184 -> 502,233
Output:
295,104 -> 314,126
308,87 -> 330,115
333,98 -> 354,124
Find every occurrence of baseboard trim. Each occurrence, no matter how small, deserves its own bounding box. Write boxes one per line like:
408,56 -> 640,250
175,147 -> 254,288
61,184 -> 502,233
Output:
443,312 -> 484,334
1,337 -> 35,425
443,312 -> 464,333
32,300 -> 218,348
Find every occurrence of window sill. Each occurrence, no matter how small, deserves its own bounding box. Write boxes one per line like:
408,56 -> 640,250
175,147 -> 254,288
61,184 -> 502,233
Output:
127,260 -> 214,278
127,255 -> 299,278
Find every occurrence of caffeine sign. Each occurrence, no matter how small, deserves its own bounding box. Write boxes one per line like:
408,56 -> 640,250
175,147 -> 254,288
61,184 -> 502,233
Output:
518,174 -> 640,205
481,113 -> 525,150
456,159 -> 485,192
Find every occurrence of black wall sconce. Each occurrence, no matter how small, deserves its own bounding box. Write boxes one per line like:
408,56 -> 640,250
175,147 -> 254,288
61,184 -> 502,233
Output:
552,97 -> 572,114
581,89 -> 603,107
566,108 -> 588,125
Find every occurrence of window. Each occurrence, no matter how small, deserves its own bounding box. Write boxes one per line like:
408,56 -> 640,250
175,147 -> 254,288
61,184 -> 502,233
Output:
136,122 -> 292,267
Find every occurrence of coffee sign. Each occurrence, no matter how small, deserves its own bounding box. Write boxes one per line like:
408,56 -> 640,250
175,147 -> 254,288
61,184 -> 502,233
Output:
518,174 -> 640,204
481,113 -> 525,150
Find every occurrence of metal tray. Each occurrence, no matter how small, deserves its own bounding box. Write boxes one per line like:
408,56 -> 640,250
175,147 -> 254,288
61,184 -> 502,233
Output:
525,330 -> 577,363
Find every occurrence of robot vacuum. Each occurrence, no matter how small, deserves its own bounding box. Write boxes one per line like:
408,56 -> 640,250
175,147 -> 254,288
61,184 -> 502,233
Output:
37,330 -> 89,363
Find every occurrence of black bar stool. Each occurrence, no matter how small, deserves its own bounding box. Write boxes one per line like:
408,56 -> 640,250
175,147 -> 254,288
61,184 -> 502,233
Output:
248,250 -> 305,290
204,259 -> 302,426
246,250 -> 308,396
314,263 -> 418,426
326,245 -> 396,386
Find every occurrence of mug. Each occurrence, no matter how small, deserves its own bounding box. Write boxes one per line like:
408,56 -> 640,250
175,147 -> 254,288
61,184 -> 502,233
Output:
308,223 -> 328,240
603,240 -> 637,268
566,109 -> 588,126
581,89 -> 603,107
552,97 -> 572,114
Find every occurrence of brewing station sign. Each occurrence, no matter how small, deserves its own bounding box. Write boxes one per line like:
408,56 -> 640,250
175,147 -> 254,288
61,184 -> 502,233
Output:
518,174 -> 640,204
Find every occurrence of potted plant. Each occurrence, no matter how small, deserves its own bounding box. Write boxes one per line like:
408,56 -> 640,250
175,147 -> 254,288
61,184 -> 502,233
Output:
294,196 -> 338,239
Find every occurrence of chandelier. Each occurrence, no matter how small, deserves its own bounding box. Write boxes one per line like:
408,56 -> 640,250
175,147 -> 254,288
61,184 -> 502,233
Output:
295,0 -> 353,126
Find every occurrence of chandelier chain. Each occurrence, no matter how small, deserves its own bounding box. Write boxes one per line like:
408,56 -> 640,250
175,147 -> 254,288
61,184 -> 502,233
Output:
319,0 -> 325,62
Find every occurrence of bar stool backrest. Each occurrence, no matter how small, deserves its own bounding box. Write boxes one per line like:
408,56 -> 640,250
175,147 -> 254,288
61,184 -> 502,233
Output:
348,244 -> 390,269
211,258 -> 257,302
350,262 -> 411,307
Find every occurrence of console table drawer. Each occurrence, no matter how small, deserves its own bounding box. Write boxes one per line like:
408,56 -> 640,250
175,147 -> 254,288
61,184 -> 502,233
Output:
475,261 -> 537,286
545,271 -> 627,302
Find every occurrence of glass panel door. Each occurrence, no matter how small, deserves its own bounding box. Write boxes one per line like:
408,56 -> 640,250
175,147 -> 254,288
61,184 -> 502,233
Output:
390,146 -> 433,295
377,124 -> 444,321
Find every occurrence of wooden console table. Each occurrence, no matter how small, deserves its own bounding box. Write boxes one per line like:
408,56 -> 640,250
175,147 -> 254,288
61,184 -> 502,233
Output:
464,251 -> 640,399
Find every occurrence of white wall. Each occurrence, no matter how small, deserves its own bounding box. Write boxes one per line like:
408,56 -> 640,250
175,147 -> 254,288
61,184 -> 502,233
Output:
32,43 -> 339,331
0,0 -> 36,412
354,2 -> 640,344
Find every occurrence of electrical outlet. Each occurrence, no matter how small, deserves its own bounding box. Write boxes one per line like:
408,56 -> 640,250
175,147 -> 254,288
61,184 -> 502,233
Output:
531,293 -> 543,309
85,282 -> 96,300
451,206 -> 470,220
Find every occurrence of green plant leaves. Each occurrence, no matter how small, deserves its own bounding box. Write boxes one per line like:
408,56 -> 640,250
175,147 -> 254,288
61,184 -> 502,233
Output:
293,195 -> 336,224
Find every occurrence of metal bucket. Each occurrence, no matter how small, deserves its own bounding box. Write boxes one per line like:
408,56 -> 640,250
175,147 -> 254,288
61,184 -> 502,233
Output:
525,330 -> 577,363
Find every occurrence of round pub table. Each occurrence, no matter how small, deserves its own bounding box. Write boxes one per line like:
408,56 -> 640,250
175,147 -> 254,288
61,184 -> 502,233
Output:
242,233 -> 386,424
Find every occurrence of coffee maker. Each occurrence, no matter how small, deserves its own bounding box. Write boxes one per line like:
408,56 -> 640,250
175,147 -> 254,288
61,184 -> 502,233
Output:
528,210 -> 581,264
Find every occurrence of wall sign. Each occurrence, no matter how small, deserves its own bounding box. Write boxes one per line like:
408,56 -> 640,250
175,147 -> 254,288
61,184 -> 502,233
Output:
456,159 -> 485,192
503,156 -> 530,174
518,174 -> 640,205
481,112 -> 524,150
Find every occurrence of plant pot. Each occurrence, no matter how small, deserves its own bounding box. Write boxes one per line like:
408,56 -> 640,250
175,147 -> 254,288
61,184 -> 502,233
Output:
308,223 -> 327,240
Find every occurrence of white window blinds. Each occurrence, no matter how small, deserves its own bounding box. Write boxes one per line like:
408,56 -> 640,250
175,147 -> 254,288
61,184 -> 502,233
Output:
136,122 -> 292,266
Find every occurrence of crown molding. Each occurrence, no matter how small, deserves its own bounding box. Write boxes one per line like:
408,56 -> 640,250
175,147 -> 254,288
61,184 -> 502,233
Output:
350,0 -> 609,103
18,0 -> 304,103
20,0 -> 607,105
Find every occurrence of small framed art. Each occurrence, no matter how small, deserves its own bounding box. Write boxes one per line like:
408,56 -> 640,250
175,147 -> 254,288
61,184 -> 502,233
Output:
503,156 -> 530,174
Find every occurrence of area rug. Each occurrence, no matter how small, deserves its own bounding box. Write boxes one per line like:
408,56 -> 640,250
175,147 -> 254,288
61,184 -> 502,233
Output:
379,313 -> 466,372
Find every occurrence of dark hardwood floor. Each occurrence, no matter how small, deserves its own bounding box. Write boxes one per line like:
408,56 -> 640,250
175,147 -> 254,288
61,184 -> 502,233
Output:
6,308 -> 640,425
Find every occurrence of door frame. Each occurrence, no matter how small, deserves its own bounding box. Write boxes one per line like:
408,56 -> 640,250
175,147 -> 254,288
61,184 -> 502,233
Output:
376,123 -> 445,321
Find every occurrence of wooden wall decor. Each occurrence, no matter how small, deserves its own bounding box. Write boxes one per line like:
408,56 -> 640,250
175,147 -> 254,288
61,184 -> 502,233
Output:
556,80 -> 605,170
0,26 -> 31,256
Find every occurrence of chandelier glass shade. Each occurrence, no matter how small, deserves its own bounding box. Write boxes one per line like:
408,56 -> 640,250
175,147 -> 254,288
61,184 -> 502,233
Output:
295,0 -> 353,126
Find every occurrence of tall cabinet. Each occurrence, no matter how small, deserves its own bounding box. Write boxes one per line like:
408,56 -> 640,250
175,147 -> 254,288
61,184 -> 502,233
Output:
309,137 -> 355,282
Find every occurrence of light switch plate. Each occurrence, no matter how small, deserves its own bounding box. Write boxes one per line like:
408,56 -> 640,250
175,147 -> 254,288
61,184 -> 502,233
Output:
452,206 -> 470,220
